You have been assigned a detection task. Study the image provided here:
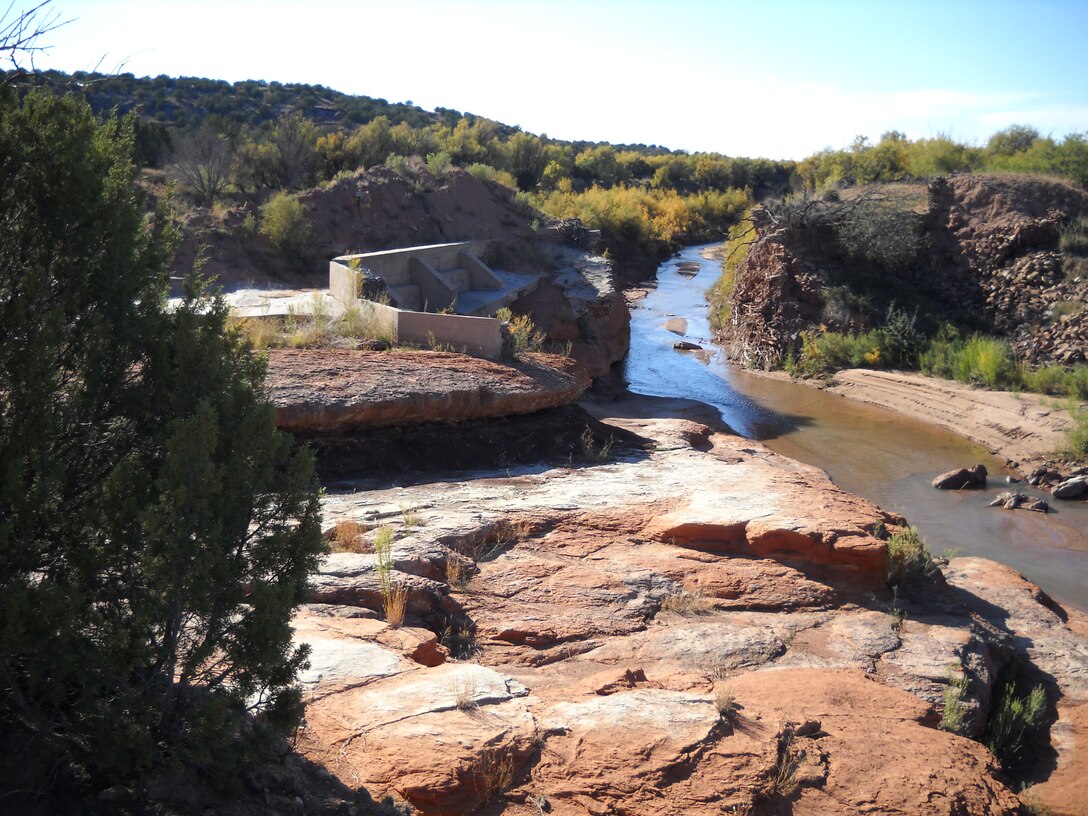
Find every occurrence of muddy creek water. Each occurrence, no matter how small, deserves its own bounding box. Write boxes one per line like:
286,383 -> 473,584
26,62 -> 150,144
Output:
624,244 -> 1088,611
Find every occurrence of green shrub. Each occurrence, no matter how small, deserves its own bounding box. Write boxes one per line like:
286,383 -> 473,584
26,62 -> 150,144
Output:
1068,405 -> 1088,460
426,150 -> 452,177
833,197 -> 925,273
1020,364 -> 1088,399
985,666 -> 1047,770
708,215 -> 753,331
958,336 -> 1015,387
791,328 -> 883,376
918,330 -> 1018,389
498,309 -> 544,355
259,190 -> 313,259
0,89 -> 323,788
384,153 -> 415,179
466,162 -> 518,190
886,526 -> 933,586
876,305 -> 924,368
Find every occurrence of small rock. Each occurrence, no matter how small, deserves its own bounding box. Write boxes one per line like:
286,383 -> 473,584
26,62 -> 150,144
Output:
989,491 -> 1027,510
932,464 -> 987,490
1024,498 -> 1050,513
673,341 -> 703,351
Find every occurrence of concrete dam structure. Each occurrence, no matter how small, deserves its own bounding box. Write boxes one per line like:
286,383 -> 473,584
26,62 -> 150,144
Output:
329,241 -> 539,358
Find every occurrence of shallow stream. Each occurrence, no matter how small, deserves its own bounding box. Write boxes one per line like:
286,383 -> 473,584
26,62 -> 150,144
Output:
624,244 -> 1088,611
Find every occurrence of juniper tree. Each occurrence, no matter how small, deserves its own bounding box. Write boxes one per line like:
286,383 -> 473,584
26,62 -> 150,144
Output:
0,87 -> 324,788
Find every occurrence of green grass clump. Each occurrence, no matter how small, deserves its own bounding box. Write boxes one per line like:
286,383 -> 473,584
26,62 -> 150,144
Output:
985,667 -> 1047,770
1059,216 -> 1088,257
940,666 -> 971,735
918,330 -> 1017,388
886,526 -> 933,586
1068,405 -> 1088,460
1020,364 -> 1088,399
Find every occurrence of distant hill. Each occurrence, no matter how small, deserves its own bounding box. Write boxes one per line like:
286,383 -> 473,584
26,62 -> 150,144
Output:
3,69 -> 682,157
5,69 -> 495,134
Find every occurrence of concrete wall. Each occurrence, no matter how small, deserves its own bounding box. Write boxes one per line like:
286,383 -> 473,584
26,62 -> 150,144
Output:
458,251 -> 503,290
357,300 -> 398,341
329,259 -> 358,306
355,293 -> 502,358
397,310 -> 502,358
330,240 -> 505,358
409,256 -> 457,311
334,240 -> 492,286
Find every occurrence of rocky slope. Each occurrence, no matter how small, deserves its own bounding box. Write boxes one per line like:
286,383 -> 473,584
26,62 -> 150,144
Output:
723,174 -> 1088,368
289,404 -> 1088,816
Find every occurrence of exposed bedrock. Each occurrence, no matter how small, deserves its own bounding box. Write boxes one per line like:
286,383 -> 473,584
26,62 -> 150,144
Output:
267,349 -> 589,432
291,414 -> 1088,815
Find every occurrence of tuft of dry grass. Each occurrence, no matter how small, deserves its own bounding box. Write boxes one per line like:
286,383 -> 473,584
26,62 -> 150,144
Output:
328,520 -> 369,553
579,426 -> 615,463
768,736 -> 800,798
714,684 -> 737,719
227,296 -> 394,350
446,552 -> 471,590
454,517 -> 532,562
383,581 -> 407,628
400,502 -> 422,530
475,749 -> 517,800
451,674 -> 480,711
659,588 -> 716,616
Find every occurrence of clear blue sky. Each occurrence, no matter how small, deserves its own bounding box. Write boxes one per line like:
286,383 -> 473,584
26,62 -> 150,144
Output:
19,0 -> 1088,159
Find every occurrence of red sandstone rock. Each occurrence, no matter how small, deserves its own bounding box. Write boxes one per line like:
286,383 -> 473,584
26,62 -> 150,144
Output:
288,415 -> 1085,816
267,349 -> 589,431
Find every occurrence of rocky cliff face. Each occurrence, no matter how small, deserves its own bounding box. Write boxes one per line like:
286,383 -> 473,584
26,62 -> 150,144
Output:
290,410 -> 1088,816
723,174 -> 1088,368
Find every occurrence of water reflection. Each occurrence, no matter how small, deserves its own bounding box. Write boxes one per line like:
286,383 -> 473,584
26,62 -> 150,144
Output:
625,245 -> 1088,611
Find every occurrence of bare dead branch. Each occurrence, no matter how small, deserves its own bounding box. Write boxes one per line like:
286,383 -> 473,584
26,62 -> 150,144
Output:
0,1 -> 73,83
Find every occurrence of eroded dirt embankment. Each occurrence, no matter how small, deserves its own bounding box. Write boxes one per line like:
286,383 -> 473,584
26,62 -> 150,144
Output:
291,406 -> 1088,816
723,173 -> 1088,369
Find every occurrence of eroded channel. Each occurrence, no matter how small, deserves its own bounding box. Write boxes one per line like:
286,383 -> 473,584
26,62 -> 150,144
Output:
625,244 -> 1088,611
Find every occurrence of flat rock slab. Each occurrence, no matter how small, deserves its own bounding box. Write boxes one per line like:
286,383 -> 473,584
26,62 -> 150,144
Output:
267,349 -> 590,431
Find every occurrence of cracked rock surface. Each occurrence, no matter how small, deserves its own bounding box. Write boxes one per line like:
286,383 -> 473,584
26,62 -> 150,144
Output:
294,410 -> 1088,815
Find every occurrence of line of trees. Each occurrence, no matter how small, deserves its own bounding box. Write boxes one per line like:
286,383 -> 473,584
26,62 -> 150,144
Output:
797,126 -> 1088,191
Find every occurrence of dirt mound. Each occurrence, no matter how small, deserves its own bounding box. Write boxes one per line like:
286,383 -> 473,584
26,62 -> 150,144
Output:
928,174 -> 1088,364
723,173 -> 1088,368
169,166 -> 538,293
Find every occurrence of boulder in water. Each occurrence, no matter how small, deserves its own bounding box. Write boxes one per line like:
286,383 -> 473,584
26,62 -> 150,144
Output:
1052,476 -> 1088,500
932,464 -> 987,490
